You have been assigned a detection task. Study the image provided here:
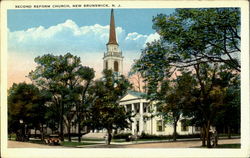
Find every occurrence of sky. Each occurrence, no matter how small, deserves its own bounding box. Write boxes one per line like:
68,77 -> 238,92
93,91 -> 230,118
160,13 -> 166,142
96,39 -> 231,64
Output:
7,8 -> 175,88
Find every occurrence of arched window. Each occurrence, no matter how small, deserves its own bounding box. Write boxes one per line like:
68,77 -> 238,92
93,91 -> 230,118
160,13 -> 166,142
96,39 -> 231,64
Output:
106,61 -> 108,69
114,61 -> 119,72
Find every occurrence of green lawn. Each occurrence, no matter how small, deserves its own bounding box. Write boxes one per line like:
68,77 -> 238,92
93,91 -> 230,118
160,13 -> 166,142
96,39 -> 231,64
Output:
27,139 -> 99,147
216,144 -> 240,148
29,139 -> 45,145
80,138 -> 104,141
61,141 -> 99,147
112,139 -> 126,142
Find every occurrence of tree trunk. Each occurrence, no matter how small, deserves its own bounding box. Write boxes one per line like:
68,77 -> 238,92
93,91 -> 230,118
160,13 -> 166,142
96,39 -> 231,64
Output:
78,121 -> 81,142
227,125 -> 231,139
173,121 -> 177,141
206,121 -> 211,148
107,129 -> 112,145
67,122 -> 71,142
41,124 -> 44,141
60,102 -> 64,141
201,126 -> 206,147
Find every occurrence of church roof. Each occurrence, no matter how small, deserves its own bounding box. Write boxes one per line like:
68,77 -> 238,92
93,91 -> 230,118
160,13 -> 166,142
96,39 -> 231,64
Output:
107,9 -> 118,45
127,90 -> 146,98
119,90 -> 146,102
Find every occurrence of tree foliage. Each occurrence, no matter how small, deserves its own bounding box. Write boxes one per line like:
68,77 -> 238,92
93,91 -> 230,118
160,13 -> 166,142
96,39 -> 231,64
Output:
8,82 -> 48,139
152,8 -> 240,71
88,70 -> 132,144
155,70 -> 197,141
28,53 -> 95,141
132,8 -> 240,148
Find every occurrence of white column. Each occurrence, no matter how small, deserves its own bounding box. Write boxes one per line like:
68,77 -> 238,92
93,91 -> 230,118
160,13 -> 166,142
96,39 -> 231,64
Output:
124,104 -> 127,112
131,103 -> 135,135
123,104 -> 127,132
139,101 -> 144,134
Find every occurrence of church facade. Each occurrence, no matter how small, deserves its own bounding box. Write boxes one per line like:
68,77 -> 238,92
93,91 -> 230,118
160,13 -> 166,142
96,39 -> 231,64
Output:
119,91 -> 200,136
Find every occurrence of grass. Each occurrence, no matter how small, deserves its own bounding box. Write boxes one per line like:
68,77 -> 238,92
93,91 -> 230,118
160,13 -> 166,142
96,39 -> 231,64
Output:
27,139 -> 99,147
80,138 -> 104,141
61,141 -> 99,147
71,137 -> 104,141
112,139 -> 126,142
29,139 -> 45,145
215,143 -> 240,148
218,134 -> 240,137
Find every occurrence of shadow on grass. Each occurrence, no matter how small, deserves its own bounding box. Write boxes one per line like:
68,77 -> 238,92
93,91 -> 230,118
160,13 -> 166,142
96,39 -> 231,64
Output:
215,143 -> 240,148
191,143 -> 240,148
61,141 -> 99,147
28,139 -> 99,147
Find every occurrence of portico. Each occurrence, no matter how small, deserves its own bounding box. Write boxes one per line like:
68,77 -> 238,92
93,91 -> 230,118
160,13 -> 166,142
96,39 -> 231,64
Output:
119,90 -> 200,136
119,90 -> 152,135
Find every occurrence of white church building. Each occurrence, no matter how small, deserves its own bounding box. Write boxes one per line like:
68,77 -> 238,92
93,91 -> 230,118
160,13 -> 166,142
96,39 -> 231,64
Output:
119,90 -> 200,136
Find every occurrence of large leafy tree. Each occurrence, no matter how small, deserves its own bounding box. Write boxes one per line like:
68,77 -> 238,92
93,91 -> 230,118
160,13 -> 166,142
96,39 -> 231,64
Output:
29,53 -> 95,141
152,8 -> 240,72
213,68 -> 240,138
8,82 -> 48,141
132,8 -> 240,148
88,70 -> 132,145
156,70 -> 197,141
75,66 -> 95,142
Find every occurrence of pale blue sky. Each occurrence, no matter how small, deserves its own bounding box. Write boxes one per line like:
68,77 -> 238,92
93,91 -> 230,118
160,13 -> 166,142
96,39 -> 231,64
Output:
8,9 -> 175,34
7,8 -> 175,86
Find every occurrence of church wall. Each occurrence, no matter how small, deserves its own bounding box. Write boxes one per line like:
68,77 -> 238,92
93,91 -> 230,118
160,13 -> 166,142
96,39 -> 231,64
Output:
119,94 -> 200,136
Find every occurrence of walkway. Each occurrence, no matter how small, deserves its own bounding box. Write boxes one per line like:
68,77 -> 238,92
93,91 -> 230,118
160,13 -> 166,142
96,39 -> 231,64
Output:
8,140 -> 64,148
8,138 -> 240,148
78,138 -> 240,148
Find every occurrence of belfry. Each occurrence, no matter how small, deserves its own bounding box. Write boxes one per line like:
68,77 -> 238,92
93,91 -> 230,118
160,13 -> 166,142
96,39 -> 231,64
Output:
103,9 -> 123,75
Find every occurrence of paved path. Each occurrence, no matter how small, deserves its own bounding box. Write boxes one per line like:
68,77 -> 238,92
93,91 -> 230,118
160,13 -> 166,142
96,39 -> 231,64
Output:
121,138 -> 240,148
8,138 -> 240,148
8,140 -> 64,148
79,138 -> 240,148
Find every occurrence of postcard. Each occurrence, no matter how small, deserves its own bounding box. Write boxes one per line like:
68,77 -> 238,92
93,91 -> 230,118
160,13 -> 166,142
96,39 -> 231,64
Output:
1,0 -> 249,158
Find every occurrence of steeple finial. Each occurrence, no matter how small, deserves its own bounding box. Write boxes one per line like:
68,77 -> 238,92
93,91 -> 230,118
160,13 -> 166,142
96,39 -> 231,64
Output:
107,9 -> 118,45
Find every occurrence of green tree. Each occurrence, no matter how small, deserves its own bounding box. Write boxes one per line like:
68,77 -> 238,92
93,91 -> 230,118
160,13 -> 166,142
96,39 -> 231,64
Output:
142,70 -> 197,141
152,8 -> 240,71
75,66 -> 95,142
89,70 -> 132,145
213,68 -> 240,138
132,8 -> 240,148
29,53 -> 95,141
8,82 -> 48,141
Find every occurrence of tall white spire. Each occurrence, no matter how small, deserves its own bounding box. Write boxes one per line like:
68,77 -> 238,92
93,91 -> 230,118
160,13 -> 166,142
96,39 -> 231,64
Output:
103,9 -> 123,75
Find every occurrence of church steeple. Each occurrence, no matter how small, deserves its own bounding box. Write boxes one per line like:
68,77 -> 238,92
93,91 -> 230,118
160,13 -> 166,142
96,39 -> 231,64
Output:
107,9 -> 118,45
103,9 -> 123,75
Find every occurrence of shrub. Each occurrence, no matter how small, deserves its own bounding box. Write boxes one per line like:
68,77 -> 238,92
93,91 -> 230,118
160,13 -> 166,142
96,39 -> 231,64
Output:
177,134 -> 200,139
139,132 -> 200,140
113,133 -> 132,139
140,132 -> 172,140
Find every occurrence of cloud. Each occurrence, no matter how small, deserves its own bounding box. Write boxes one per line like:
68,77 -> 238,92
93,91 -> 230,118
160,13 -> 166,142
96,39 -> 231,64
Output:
8,19 -> 160,55
145,32 -> 160,44
8,19 -> 161,87
8,20 -> 110,54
